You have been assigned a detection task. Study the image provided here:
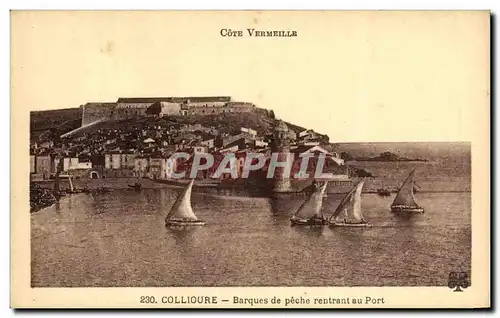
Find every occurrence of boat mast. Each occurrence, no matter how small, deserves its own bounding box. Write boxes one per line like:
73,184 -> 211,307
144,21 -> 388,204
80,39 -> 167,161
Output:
328,181 -> 357,222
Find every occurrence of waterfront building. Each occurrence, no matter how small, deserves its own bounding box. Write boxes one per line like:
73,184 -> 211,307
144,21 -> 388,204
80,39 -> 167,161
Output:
35,155 -> 51,180
60,157 -> 92,171
200,138 -> 215,149
105,152 -> 122,170
133,157 -> 149,178
30,155 -> 35,174
149,157 -> 167,179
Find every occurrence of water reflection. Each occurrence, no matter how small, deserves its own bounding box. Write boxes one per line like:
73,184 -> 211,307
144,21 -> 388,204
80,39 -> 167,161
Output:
393,212 -> 417,223
54,200 -> 62,214
291,225 -> 326,237
269,196 -> 304,217
31,189 -> 471,287
332,227 -> 366,242
166,226 -> 202,247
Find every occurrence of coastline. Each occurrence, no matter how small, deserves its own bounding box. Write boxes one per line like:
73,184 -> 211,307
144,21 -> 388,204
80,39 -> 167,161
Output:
31,176 -> 471,194
30,184 -> 57,213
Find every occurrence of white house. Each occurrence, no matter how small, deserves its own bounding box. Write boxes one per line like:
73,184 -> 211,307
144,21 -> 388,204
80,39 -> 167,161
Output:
201,138 -> 215,149
105,153 -> 122,169
240,127 -> 257,137
58,157 -> 92,171
255,140 -> 269,148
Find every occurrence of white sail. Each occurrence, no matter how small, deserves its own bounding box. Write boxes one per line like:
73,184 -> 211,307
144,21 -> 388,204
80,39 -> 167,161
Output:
292,182 -> 328,220
391,169 -> 420,208
165,179 -> 198,221
350,179 -> 365,222
329,179 -> 365,224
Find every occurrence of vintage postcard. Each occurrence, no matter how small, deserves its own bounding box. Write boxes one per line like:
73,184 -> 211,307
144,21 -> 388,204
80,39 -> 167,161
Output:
11,10 -> 490,308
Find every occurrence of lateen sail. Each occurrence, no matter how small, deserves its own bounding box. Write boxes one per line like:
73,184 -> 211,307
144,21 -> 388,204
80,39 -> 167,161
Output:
292,182 -> 328,220
329,179 -> 365,224
391,169 -> 420,208
165,179 -> 198,221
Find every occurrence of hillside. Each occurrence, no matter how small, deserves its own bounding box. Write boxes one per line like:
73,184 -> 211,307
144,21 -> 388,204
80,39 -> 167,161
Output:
29,107 -> 317,141
30,108 -> 82,141
30,108 -> 81,130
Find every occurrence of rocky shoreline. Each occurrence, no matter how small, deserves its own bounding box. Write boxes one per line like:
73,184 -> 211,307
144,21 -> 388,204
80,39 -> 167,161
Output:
30,183 -> 57,213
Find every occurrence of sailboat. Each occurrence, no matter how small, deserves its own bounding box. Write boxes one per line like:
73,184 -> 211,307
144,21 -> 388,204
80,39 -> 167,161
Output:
290,181 -> 329,226
165,179 -> 205,226
377,180 -> 391,196
328,179 -> 370,227
391,169 -> 424,213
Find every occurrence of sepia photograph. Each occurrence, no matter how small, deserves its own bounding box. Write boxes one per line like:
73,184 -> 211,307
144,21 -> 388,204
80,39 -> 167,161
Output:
11,10 -> 490,308
29,102 -> 472,288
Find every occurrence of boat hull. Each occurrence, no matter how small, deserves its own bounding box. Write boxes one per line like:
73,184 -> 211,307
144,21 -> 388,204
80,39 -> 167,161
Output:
329,222 -> 371,228
377,192 -> 391,197
165,220 -> 206,226
290,218 -> 328,226
391,206 -> 424,213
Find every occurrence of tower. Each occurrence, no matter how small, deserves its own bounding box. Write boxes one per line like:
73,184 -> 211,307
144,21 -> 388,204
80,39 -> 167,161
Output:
270,120 -> 292,193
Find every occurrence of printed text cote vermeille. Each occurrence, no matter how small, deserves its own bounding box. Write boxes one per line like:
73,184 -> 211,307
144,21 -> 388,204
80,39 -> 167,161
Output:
220,28 -> 298,37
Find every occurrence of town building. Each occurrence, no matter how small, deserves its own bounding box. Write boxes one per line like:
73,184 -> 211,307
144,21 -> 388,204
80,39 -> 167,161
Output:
35,155 -> 51,180
30,155 -> 35,174
255,140 -> 269,148
240,127 -> 257,137
201,138 -> 215,149
59,157 -> 92,171
165,157 -> 177,179
134,157 -> 149,178
120,153 -> 137,169
149,157 -> 166,179
105,153 -> 122,170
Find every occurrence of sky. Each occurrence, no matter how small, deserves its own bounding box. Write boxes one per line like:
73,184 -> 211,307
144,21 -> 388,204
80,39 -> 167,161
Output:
11,11 -> 489,142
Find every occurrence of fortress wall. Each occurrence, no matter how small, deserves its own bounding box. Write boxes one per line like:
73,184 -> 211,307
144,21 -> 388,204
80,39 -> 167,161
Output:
226,102 -> 256,113
81,99 -> 256,125
117,102 -> 154,109
186,103 -> 256,116
188,106 -> 226,115
115,102 -> 153,120
159,102 -> 182,116
188,101 -> 227,108
82,103 -> 117,126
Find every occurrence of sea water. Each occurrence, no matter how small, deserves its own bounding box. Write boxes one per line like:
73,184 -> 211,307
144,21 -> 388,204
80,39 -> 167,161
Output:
31,143 -> 471,287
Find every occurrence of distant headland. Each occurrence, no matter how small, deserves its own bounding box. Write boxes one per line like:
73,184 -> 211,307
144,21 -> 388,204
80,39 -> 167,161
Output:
341,151 -> 428,162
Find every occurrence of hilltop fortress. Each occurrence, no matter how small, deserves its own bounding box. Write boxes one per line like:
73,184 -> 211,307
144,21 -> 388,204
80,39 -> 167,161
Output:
81,96 -> 256,126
